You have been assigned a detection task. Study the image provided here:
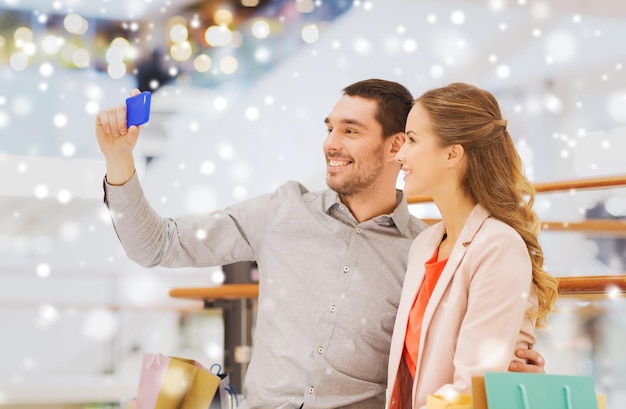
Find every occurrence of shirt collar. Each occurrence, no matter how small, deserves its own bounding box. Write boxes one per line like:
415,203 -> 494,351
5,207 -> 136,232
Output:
323,189 -> 413,236
385,190 -> 412,237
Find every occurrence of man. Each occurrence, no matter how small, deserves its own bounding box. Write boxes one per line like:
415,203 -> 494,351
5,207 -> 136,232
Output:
96,79 -> 544,409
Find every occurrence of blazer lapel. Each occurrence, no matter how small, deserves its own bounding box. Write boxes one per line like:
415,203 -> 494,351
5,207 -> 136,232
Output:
398,222 -> 445,319
390,221 -> 445,380
416,205 -> 491,370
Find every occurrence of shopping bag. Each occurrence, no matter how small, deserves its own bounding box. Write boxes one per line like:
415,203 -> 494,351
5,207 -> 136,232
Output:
425,393 -> 471,409
471,372 -> 599,409
135,352 -> 220,409
208,363 -> 240,409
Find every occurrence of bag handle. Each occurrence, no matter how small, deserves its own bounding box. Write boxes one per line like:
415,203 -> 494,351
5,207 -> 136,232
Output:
145,353 -> 162,368
563,385 -> 573,409
518,384 -> 531,409
210,363 -> 224,376
518,383 -> 574,409
209,363 -> 239,408
225,383 -> 239,408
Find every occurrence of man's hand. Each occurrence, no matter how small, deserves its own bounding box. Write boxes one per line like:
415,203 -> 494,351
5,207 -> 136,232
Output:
509,348 -> 546,374
96,89 -> 141,185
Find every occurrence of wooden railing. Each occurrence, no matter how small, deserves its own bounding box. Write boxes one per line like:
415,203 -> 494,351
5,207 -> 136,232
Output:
419,218 -> 626,237
410,174 -> 626,235
408,173 -> 626,300
170,284 -> 260,300
169,275 -> 626,302
406,174 -> 626,204
557,275 -> 626,299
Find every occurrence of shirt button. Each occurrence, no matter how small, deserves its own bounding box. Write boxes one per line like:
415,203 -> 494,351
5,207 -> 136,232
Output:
329,305 -> 336,312
308,387 -> 315,394
317,346 -> 324,354
339,205 -> 345,210
356,227 -> 362,234
343,266 -> 349,273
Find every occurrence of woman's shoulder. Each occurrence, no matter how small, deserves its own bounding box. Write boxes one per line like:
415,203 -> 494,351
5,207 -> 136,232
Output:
480,217 -> 524,242
470,217 -> 529,263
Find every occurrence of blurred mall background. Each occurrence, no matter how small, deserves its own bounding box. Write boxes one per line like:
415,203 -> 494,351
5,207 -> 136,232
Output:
0,0 -> 625,407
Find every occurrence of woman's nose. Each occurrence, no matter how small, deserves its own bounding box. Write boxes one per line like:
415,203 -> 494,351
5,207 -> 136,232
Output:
394,147 -> 404,163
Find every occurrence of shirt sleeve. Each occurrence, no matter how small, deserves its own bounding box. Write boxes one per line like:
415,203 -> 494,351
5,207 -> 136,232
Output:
103,172 -> 278,268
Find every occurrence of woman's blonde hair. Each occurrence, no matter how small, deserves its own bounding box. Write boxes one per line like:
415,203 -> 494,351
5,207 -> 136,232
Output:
416,82 -> 558,327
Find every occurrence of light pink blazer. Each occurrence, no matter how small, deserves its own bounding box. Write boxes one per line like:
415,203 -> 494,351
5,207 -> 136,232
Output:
386,205 -> 537,409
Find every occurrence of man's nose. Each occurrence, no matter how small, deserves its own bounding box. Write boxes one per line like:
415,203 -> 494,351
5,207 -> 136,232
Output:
324,129 -> 341,151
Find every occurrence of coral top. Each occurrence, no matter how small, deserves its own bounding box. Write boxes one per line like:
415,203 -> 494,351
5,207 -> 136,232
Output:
389,249 -> 447,409
404,249 -> 448,376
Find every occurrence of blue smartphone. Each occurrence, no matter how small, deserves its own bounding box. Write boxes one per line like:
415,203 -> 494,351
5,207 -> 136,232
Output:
126,91 -> 151,126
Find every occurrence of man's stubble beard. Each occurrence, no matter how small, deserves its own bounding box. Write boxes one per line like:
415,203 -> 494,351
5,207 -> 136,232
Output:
326,149 -> 386,198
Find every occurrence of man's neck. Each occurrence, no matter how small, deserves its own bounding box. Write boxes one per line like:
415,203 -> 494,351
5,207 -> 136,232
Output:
339,187 -> 399,223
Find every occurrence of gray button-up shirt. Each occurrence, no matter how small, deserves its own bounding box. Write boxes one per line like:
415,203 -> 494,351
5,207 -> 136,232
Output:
104,173 -> 427,409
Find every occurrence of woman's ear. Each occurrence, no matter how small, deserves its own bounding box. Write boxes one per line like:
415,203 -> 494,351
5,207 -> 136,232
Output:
446,144 -> 465,166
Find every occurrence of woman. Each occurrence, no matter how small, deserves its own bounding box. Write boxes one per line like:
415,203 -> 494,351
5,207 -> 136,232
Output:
387,82 -> 558,408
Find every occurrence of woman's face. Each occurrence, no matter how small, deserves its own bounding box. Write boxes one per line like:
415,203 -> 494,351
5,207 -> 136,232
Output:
395,102 -> 450,196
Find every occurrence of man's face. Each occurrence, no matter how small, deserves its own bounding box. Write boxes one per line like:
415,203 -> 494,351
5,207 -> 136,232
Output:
323,95 -> 387,197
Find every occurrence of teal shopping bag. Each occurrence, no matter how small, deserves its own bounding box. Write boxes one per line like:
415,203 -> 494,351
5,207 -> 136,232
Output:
473,372 -> 598,409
